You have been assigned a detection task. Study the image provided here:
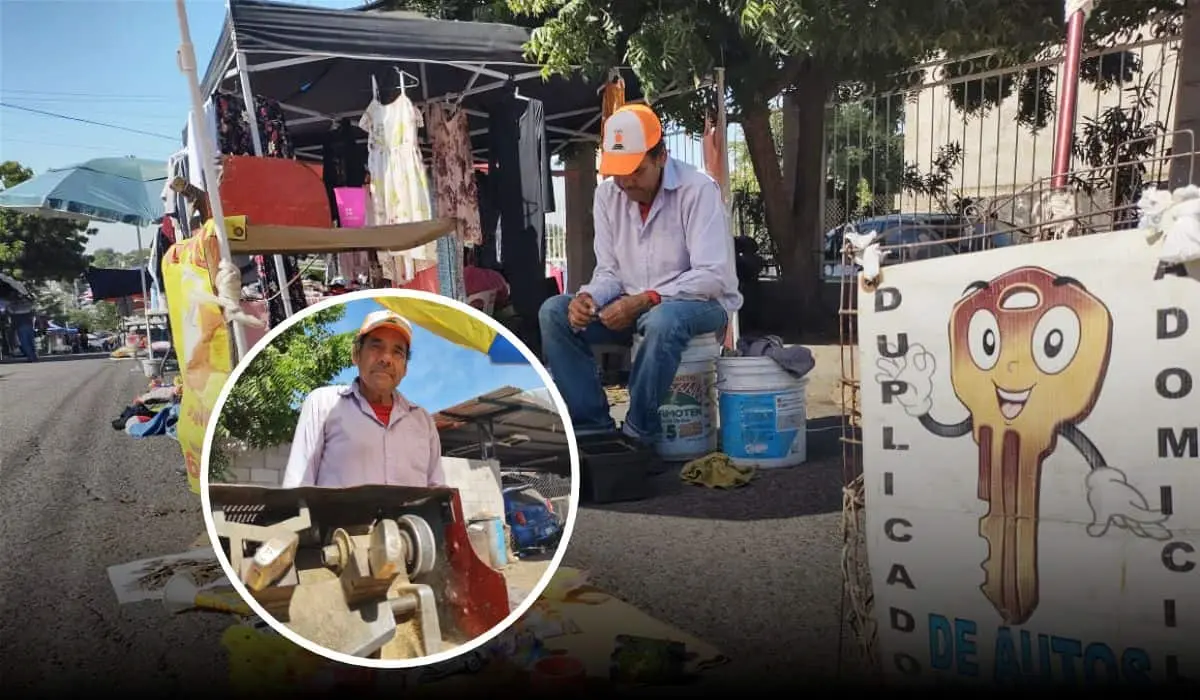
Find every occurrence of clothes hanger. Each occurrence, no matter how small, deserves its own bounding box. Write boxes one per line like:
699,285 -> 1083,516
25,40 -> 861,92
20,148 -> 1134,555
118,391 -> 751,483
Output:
393,66 -> 420,98
511,81 -> 529,102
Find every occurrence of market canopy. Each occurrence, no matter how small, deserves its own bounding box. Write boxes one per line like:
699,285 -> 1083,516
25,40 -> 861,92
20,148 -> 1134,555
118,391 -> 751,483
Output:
0,157 -> 165,227
199,0 -> 655,161
376,296 -> 526,364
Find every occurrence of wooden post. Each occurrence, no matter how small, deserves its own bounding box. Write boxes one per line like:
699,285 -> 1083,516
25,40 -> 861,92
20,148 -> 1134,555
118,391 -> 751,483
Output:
563,147 -> 598,294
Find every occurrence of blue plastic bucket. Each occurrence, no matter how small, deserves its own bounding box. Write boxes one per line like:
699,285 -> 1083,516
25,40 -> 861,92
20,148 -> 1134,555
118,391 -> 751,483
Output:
716,356 -> 809,469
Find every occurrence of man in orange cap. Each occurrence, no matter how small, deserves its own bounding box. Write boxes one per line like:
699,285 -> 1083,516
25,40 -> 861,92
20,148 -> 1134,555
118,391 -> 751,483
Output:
539,103 -> 742,451
281,309 -> 446,488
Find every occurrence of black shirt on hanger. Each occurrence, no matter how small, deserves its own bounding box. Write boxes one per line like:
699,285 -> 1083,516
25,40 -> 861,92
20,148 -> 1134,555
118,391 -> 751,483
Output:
487,92 -> 553,354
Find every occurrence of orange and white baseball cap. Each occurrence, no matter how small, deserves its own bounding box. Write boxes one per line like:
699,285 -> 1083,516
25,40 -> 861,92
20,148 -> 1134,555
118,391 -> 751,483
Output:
599,104 -> 664,177
356,309 -> 413,347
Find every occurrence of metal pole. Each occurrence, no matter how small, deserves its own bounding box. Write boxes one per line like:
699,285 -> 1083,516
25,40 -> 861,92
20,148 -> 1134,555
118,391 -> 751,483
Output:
136,225 -> 153,360
234,48 -> 295,319
1051,10 -> 1087,189
715,67 -> 740,347
175,0 -> 249,359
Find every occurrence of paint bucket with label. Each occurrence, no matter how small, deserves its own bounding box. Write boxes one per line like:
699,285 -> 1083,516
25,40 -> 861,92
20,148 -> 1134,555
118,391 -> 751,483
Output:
716,356 -> 808,469
632,334 -> 721,461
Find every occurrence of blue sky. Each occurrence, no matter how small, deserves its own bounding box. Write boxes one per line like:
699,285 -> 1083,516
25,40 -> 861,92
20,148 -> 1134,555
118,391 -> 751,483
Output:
327,298 -> 546,413
0,0 -> 365,253
0,0 -> 569,256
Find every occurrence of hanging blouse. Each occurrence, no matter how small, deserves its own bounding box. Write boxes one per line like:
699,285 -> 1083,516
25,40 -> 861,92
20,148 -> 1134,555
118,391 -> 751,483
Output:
358,75 -> 432,226
425,102 -> 483,247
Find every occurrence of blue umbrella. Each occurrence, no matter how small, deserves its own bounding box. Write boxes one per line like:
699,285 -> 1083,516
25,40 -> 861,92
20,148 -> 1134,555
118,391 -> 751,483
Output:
0,156 -> 166,227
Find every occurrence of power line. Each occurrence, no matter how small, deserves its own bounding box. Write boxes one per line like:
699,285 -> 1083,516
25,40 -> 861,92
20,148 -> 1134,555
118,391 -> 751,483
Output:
0,102 -> 178,141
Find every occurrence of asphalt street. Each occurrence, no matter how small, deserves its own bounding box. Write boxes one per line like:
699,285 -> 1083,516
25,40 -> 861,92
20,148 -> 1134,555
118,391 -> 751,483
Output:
0,350 -> 863,693
0,355 -> 231,695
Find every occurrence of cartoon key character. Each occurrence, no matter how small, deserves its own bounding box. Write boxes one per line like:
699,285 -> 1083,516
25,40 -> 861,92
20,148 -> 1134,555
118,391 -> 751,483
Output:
876,266 -> 1170,624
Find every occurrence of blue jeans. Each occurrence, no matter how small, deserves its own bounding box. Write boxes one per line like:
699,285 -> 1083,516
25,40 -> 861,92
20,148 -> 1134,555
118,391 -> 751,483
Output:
539,295 -> 727,441
14,316 -> 36,362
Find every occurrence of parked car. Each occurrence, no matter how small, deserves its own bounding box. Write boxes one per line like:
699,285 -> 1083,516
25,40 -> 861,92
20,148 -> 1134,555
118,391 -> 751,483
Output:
821,212 -> 1019,285
503,484 -> 562,553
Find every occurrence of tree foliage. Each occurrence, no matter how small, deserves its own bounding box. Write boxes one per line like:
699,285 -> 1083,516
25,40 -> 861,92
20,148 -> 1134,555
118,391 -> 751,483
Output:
89,247 -> 150,269
216,306 -> 355,451
506,0 -> 1183,326
0,161 -> 96,284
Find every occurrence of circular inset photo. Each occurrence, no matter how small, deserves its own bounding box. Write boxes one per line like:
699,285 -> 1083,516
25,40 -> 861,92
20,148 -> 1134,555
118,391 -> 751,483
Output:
199,289 -> 580,670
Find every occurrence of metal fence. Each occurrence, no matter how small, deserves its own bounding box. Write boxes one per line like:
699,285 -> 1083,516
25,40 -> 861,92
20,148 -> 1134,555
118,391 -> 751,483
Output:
823,31 -> 1182,232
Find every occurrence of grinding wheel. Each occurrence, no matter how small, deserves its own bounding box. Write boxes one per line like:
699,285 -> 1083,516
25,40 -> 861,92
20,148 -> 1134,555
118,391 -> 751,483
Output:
397,514 -> 436,578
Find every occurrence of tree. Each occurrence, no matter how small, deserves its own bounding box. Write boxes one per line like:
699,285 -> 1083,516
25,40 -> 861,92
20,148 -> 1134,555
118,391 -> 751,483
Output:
0,161 -> 96,284
88,247 -> 149,269
215,306 -> 355,452
507,0 -> 1183,328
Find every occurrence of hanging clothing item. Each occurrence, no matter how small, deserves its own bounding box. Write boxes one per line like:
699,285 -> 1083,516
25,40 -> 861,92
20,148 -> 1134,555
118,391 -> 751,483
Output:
487,93 -> 554,353
359,79 -> 432,223
322,118 -> 368,225
213,92 -> 295,159
702,114 -> 727,190
601,75 -> 626,133
184,99 -> 218,192
475,171 -> 501,269
359,75 -> 433,284
211,91 -> 306,326
425,103 -> 483,247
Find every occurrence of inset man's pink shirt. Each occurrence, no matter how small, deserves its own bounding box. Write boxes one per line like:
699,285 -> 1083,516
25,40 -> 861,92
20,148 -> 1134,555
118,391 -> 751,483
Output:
281,381 -> 445,489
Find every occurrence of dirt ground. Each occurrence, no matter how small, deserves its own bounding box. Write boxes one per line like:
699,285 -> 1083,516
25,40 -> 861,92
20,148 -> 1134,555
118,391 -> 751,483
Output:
501,553 -> 554,608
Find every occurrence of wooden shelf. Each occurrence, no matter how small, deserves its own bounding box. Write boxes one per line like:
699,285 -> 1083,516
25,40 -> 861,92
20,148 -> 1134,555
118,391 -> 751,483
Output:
226,218 -> 457,255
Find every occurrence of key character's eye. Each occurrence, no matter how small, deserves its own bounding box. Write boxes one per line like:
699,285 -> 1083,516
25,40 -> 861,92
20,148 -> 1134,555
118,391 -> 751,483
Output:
1031,305 -> 1081,375
967,309 -> 1001,371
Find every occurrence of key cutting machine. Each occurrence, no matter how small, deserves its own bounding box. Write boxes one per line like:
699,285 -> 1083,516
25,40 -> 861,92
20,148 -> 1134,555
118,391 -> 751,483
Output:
208,484 -> 510,659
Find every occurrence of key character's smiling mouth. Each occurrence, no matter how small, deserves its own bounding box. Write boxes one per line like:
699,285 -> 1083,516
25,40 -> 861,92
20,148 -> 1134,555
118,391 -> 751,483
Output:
995,385 -> 1034,420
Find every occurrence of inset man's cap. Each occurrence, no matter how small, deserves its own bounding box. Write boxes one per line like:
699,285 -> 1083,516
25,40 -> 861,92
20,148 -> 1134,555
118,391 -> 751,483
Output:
599,104 -> 664,177
356,309 -> 413,347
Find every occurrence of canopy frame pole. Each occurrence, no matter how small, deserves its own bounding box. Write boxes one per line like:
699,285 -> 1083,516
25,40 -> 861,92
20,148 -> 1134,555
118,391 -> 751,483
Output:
174,0 -> 249,359
233,42 -> 295,320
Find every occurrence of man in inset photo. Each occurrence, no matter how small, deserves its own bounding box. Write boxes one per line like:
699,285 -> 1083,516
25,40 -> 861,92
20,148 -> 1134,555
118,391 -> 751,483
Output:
281,309 -> 445,489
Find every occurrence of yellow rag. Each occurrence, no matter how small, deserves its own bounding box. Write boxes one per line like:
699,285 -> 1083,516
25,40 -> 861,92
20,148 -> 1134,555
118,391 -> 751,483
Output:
680,453 -> 755,489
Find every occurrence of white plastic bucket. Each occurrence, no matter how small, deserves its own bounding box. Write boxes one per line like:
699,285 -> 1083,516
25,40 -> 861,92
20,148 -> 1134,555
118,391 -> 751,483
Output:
141,358 -> 158,378
716,356 -> 809,469
632,334 -> 721,461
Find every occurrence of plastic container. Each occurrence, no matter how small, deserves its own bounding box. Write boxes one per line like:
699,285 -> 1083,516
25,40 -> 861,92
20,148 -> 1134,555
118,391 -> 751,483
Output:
141,358 -> 158,378
716,356 -> 809,469
486,516 -> 508,568
632,334 -> 721,461
334,187 -> 368,228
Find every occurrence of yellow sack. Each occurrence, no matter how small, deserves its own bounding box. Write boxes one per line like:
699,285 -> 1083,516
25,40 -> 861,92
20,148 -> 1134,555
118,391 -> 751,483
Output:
162,221 -> 232,495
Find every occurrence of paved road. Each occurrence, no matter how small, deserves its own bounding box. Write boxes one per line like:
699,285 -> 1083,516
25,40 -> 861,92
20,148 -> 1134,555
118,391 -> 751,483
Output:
0,356 -> 230,694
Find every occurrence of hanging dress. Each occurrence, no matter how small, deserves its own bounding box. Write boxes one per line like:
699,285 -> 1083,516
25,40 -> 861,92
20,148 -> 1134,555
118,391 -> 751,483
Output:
359,76 -> 433,284
425,102 -> 483,247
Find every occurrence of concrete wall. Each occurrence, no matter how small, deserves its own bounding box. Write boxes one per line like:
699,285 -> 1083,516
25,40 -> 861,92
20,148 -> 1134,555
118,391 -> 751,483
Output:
227,448 -> 505,521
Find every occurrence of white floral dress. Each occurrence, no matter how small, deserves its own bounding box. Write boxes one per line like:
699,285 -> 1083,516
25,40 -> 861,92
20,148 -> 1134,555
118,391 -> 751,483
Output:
359,77 -> 433,282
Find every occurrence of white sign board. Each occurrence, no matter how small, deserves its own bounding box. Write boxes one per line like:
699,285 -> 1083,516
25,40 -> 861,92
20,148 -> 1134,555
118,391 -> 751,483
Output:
857,229 -> 1200,685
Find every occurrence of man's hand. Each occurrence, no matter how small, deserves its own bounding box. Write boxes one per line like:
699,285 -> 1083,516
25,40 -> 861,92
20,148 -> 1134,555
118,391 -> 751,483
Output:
568,293 -> 598,330
598,293 -> 654,332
